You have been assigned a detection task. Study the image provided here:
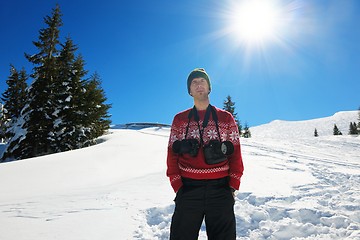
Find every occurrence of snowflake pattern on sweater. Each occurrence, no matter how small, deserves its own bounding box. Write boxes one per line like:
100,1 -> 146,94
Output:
166,106 -> 244,193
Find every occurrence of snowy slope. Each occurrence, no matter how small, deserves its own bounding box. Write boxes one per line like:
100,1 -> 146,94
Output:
0,112 -> 359,240
251,110 -> 358,139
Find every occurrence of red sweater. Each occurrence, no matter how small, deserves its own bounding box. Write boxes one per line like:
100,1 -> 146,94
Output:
166,106 -> 244,192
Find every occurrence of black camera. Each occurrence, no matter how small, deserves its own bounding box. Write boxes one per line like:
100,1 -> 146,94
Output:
172,139 -> 200,157
204,140 -> 234,165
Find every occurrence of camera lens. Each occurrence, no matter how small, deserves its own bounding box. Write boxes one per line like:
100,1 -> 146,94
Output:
220,141 -> 234,155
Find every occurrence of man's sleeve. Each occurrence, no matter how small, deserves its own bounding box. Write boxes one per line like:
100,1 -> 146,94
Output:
227,114 -> 244,190
166,116 -> 183,193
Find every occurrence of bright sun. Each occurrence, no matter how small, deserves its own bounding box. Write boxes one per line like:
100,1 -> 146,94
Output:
228,0 -> 282,44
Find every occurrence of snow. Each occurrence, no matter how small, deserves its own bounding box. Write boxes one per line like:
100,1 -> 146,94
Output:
0,111 -> 359,239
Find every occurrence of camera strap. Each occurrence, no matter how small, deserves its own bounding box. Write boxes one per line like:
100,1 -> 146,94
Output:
185,105 -> 221,145
210,106 -> 222,141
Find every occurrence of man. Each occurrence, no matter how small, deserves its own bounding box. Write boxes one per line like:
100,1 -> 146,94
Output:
166,68 -> 244,240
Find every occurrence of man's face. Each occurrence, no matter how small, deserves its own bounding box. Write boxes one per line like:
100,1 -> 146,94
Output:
189,77 -> 210,98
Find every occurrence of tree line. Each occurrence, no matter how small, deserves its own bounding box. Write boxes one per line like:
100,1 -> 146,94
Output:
0,5 -> 111,161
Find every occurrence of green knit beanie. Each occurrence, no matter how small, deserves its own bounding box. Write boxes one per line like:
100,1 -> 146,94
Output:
187,68 -> 211,94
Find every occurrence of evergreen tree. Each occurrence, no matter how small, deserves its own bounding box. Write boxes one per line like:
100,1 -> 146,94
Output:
80,72 -> 111,145
3,5 -> 63,160
1,65 -> 28,121
243,122 -> 251,138
24,4 -> 62,157
52,38 -> 88,152
333,124 -> 342,135
1,65 -> 28,143
223,95 -> 242,135
314,128 -> 318,137
349,122 -> 358,135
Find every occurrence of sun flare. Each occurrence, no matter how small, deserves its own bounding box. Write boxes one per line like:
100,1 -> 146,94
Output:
228,0 -> 282,44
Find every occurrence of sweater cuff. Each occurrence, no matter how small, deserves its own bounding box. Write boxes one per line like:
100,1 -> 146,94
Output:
170,175 -> 183,193
229,173 -> 241,190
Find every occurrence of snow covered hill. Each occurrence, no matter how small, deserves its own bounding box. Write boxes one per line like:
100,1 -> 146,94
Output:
251,110 -> 358,139
0,111 -> 359,239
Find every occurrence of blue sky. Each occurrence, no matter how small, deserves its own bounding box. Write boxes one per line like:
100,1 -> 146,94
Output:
1,0 -> 359,127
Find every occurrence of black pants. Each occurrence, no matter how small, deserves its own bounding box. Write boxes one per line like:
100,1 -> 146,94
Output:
170,177 -> 236,240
